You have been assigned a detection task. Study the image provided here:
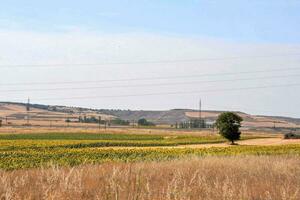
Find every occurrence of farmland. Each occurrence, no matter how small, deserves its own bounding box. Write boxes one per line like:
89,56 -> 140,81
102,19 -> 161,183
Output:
0,131 -> 297,170
0,129 -> 300,200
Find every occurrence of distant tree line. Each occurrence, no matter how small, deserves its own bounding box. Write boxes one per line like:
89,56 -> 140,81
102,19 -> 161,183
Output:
77,116 -> 130,125
78,116 -> 101,124
138,118 -> 155,126
111,118 -> 130,125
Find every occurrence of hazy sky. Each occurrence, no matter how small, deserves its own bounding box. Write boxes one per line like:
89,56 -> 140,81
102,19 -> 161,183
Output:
0,0 -> 300,117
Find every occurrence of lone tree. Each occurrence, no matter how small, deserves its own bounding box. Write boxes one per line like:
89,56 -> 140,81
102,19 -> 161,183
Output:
215,112 -> 243,145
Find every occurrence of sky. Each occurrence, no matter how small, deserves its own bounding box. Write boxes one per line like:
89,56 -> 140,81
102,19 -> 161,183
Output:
0,0 -> 300,117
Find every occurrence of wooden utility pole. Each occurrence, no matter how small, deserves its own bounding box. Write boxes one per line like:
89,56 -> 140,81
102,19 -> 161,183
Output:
26,98 -> 30,125
199,99 -> 202,121
98,116 -> 101,129
199,98 -> 202,128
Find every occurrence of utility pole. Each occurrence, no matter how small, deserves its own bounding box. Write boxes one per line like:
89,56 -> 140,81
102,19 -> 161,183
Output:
108,118 -> 111,128
98,116 -> 101,130
199,99 -> 202,120
199,98 -> 202,128
26,98 -> 30,125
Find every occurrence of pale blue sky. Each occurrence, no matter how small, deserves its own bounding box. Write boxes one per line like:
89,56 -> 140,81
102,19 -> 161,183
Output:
1,0 -> 300,42
0,1 -> 300,117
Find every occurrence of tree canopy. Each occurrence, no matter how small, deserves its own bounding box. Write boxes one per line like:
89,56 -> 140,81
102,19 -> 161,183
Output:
215,112 -> 243,144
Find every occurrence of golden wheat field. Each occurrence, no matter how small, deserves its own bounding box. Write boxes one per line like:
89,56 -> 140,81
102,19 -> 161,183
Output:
0,155 -> 299,200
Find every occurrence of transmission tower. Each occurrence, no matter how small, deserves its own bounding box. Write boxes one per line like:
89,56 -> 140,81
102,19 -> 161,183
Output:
199,98 -> 202,128
199,99 -> 202,121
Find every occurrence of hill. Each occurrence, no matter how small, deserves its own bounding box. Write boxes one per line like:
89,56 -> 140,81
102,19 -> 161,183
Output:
0,102 -> 299,130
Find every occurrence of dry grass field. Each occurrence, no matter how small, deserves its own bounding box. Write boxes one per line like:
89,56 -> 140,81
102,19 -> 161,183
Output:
0,155 -> 299,200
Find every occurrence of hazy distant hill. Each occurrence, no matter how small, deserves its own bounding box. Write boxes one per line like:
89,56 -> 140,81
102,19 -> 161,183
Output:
0,102 -> 299,129
101,109 -> 300,129
98,109 -> 191,124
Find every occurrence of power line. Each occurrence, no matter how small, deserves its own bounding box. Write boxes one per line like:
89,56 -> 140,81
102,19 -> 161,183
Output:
24,82 -> 300,101
0,53 -> 299,68
1,73 -> 300,93
1,66 -> 300,86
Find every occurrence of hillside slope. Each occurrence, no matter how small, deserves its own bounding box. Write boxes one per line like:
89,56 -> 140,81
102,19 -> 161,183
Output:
0,102 -> 299,129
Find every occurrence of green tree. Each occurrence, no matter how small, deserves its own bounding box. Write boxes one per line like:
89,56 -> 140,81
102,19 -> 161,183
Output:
215,112 -> 243,145
138,118 -> 155,126
112,118 -> 130,125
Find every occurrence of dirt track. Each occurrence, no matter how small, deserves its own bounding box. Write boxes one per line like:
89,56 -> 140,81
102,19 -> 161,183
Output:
179,138 -> 300,148
102,138 -> 300,150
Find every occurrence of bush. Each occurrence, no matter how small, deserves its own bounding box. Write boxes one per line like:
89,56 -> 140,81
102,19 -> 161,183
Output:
284,133 -> 300,139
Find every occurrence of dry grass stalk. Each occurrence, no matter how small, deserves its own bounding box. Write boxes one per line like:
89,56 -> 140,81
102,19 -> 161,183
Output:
0,155 -> 299,200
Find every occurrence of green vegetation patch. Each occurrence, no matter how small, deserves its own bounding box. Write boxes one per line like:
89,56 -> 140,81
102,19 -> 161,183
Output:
0,132 -> 276,170
1,144 -> 300,170
0,133 -> 230,149
0,132 -> 164,141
